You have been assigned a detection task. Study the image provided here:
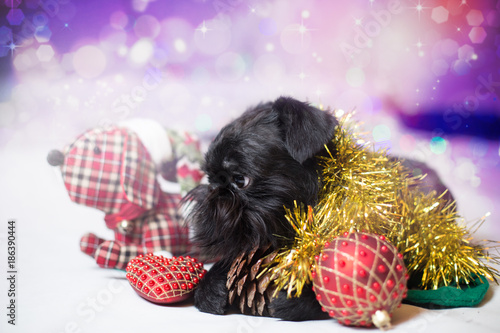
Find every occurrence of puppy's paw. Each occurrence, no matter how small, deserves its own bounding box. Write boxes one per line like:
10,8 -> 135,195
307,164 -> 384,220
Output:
194,280 -> 228,315
268,286 -> 327,321
194,261 -> 229,315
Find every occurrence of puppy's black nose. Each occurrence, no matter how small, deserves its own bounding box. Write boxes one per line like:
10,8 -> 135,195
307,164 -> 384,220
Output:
212,171 -> 231,189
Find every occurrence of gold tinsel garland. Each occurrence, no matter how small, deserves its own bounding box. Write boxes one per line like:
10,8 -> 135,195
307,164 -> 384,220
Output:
268,112 -> 500,297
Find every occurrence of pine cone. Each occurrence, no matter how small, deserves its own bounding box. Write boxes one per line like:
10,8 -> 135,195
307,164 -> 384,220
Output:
226,247 -> 279,316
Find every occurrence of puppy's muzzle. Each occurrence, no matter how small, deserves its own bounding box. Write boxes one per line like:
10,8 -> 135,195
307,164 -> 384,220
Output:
209,171 -> 232,191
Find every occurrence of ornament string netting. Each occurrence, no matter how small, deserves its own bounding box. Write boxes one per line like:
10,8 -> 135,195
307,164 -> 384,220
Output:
312,232 -> 408,328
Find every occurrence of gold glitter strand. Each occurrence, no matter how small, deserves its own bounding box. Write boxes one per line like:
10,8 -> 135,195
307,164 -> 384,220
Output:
267,113 -> 500,297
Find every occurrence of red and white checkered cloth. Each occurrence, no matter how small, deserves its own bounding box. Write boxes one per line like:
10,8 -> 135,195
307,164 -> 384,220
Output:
57,126 -> 194,268
62,126 -> 159,229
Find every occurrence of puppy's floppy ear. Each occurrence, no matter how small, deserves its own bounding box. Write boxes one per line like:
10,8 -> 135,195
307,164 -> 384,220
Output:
273,96 -> 337,163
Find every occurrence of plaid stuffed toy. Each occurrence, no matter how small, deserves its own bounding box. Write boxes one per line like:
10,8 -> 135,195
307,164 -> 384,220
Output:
47,123 -> 204,270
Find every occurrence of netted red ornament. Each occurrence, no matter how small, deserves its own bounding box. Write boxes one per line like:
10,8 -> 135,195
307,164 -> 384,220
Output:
126,253 -> 206,304
312,232 -> 408,329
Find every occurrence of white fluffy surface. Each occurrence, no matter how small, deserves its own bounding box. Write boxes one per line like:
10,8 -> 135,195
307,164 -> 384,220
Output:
0,123 -> 499,333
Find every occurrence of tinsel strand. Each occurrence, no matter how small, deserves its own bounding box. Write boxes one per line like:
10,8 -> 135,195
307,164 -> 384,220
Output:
267,113 -> 500,297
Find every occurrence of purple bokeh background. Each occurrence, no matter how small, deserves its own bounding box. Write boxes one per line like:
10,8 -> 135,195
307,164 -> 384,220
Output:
0,0 -> 499,235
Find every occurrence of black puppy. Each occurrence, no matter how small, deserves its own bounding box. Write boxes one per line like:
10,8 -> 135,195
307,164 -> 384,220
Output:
185,97 -> 337,320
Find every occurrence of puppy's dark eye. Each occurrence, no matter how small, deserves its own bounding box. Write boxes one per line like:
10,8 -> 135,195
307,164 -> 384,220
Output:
232,174 -> 250,189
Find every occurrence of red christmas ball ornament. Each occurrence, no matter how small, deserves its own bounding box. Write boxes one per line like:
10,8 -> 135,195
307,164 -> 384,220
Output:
312,232 -> 408,329
126,253 -> 207,304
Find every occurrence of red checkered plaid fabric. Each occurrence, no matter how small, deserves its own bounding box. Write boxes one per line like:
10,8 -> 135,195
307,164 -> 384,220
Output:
92,191 -> 192,269
62,126 -> 159,229
95,240 -> 135,270
80,233 -> 105,256
142,192 -> 191,254
110,192 -> 191,253
58,125 -> 198,269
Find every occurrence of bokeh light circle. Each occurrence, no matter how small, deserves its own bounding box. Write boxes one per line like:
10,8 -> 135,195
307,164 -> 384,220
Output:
110,11 -> 129,30
430,136 -> 447,154
431,59 -> 449,76
215,52 -> 246,81
0,26 -> 12,44
469,138 -> 489,158
190,66 -> 211,86
13,53 -> 33,71
32,12 -> 49,27
466,9 -> 485,26
399,134 -> 416,152
36,44 -> 54,62
174,38 -> 187,53
7,8 -> 25,25
129,38 -> 154,65
73,45 -> 107,79
259,18 -> 277,36
134,14 -> 161,38
195,114 -> 213,132
454,158 -> 476,181
372,124 -> 391,142
458,44 -> 475,60
469,27 -> 487,44
431,6 -> 449,24
441,38 -> 459,56
150,48 -> 168,68
99,25 -> 127,49
452,59 -> 471,75
34,26 -> 52,43
486,10 -> 500,27
0,102 -> 16,127
346,67 -> 365,87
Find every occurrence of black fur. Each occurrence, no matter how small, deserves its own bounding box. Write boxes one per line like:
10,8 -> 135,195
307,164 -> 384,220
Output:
184,97 -> 337,320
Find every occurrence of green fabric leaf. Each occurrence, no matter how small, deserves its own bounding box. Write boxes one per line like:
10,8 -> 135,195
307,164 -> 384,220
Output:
404,275 -> 490,308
